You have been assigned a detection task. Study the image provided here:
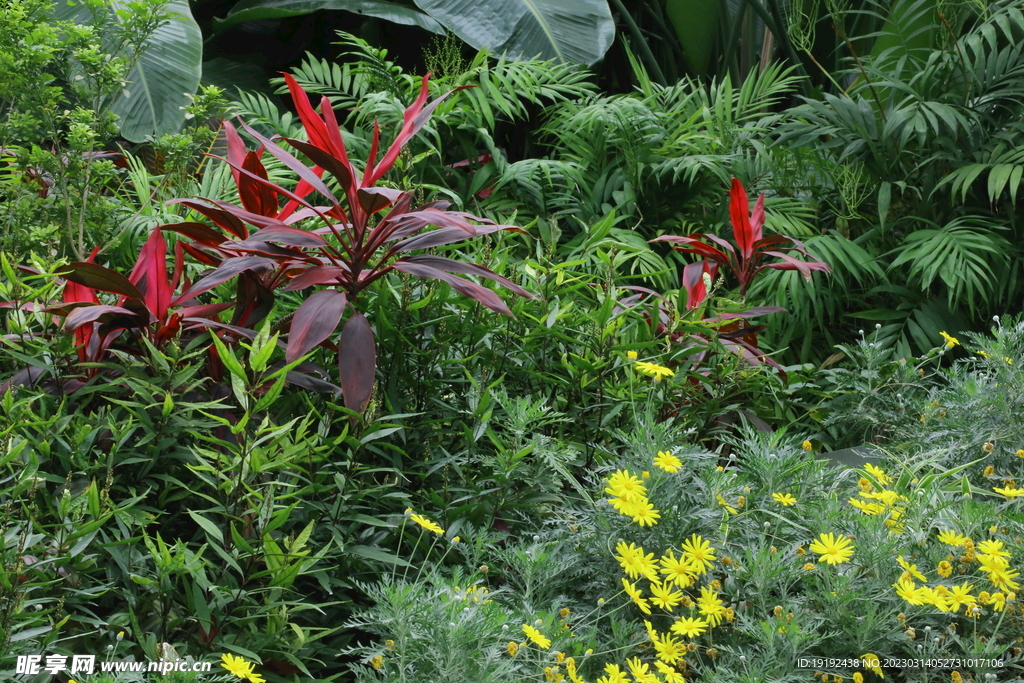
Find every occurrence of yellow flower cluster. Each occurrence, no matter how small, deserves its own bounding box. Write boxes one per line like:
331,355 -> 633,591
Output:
847,465 -> 907,533
605,469 -> 660,526
893,535 -> 1020,615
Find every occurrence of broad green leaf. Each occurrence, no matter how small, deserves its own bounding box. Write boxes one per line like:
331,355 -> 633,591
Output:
348,544 -> 414,567
414,0 -> 614,66
665,0 -> 720,75
113,1 -> 202,142
215,0 -> 443,35
188,511 -> 224,544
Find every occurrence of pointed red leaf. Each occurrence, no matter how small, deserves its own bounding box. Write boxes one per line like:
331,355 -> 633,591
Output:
127,228 -> 171,320
237,226 -> 328,249
391,224 -> 515,253
399,255 -> 534,299
171,256 -> 274,305
390,261 -> 512,315
239,151 -> 279,217
750,192 -> 765,243
57,262 -> 145,301
364,78 -> 473,186
236,119 -> 338,207
682,260 -> 719,309
169,198 -> 249,239
286,289 -> 347,363
357,187 -> 406,215
730,178 -> 755,260
282,266 -> 348,291
282,72 -> 333,151
64,304 -> 144,331
338,312 -> 376,414
224,119 -> 246,187
160,222 -> 226,246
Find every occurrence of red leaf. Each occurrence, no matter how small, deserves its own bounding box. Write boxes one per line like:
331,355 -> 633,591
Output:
178,302 -> 234,319
282,265 -> 348,291
390,261 -> 512,315
236,227 -> 328,249
681,260 -> 718,310
236,120 -> 339,208
278,137 -> 355,202
223,119 -> 247,187
650,236 -> 730,265
169,198 -> 249,239
64,304 -> 144,331
160,222 -> 226,246
357,187 -> 406,214
278,168 -> 329,222
57,262 -> 145,301
338,312 -> 376,414
399,255 -> 535,299
391,224 -> 516,252
239,151 -> 278,217
127,228 -> 170,320
171,256 -> 274,305
730,178 -> 755,260
286,289 -> 347,363
181,317 -> 257,339
364,78 -> 472,186
282,72 -> 334,151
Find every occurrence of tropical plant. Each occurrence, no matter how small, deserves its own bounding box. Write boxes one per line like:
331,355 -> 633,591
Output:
652,178 -> 830,299
763,0 -> 1024,359
166,71 -> 535,412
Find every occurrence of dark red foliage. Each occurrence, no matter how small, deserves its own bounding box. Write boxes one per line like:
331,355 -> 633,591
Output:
163,72 -> 535,413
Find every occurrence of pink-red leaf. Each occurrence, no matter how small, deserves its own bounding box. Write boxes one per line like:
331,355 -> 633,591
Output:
357,187 -> 406,214
239,150 -> 279,217
399,255 -> 534,299
64,304 -> 143,331
57,262 -> 145,301
282,266 -> 348,292
286,289 -> 347,363
682,260 -> 719,310
391,224 -> 515,252
338,312 -> 376,413
127,228 -> 171,320
390,261 -> 512,315
160,222 -> 226,246
364,78 -> 473,186
730,178 -> 756,260
169,198 -> 249,239
282,72 -> 334,152
171,256 -> 274,305
236,119 -> 339,207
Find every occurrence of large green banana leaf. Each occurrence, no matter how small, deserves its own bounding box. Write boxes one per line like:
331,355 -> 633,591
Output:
54,0 -> 202,143
414,0 -> 615,65
214,0 -> 443,35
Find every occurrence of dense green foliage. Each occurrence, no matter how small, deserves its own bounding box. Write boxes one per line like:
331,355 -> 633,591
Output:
3,1 -> 1024,682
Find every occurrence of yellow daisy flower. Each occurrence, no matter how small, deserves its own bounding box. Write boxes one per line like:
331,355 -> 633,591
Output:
654,450 -> 682,473
409,513 -> 444,534
772,492 -> 797,506
522,624 -> 552,649
809,532 -> 854,565
634,361 -> 674,380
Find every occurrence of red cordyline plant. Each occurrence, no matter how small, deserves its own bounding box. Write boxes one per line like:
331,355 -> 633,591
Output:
652,178 -> 830,299
162,72 -> 534,413
630,179 -> 830,377
42,229 -> 239,393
